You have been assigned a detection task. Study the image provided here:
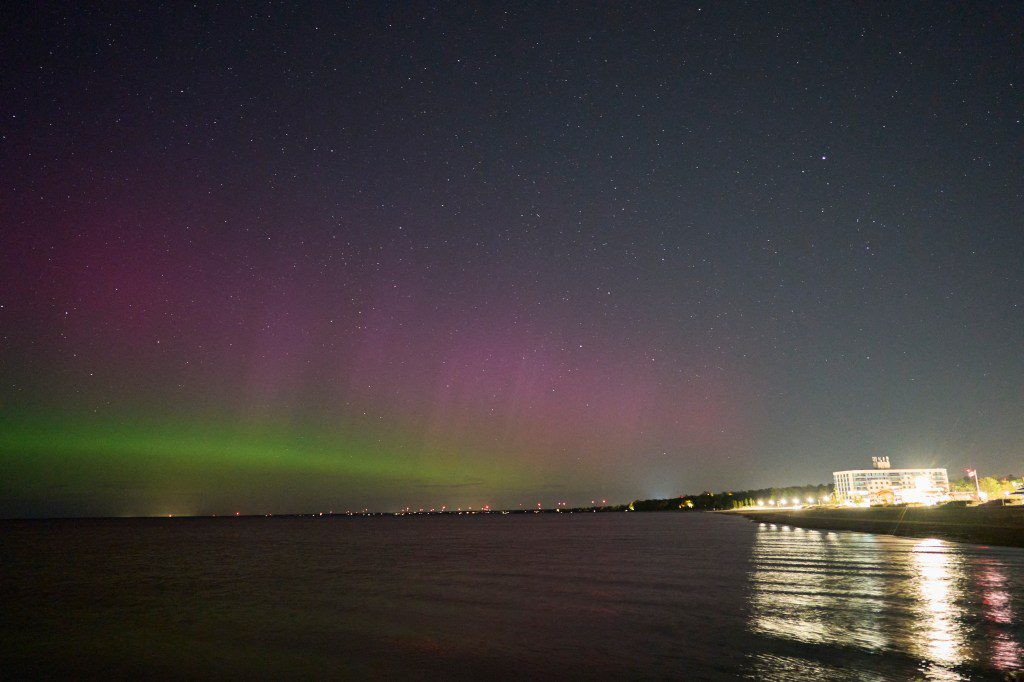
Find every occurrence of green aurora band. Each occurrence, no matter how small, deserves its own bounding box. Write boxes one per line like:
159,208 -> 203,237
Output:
1,412 -> 531,516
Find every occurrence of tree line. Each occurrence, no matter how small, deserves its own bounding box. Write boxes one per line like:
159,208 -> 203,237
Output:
614,483 -> 835,512
949,474 -> 1022,498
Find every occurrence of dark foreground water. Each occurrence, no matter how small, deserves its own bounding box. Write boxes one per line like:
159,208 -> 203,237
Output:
2,513 -> 1023,680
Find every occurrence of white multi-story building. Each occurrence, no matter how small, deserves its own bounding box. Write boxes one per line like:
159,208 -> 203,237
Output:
833,457 -> 949,505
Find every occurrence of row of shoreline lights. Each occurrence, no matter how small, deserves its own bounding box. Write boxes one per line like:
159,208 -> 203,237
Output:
755,497 -> 827,507
395,499 -> 607,513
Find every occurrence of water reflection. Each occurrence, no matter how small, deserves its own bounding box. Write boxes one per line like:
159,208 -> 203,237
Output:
748,525 -> 888,652
910,538 -> 966,680
977,557 -> 1023,672
747,524 -> 1024,680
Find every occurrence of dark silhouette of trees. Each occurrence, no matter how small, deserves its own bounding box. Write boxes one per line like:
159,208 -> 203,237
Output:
625,483 -> 834,512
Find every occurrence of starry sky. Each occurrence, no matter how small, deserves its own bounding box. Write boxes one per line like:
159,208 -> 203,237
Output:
2,3 -> 1022,517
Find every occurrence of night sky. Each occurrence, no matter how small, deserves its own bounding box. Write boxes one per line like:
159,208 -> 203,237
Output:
2,3 -> 1022,517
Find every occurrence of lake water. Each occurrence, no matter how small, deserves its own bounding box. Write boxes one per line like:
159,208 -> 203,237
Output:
3,513 -> 1023,679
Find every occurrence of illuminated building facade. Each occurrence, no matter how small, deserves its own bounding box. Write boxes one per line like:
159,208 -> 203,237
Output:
833,457 -> 949,505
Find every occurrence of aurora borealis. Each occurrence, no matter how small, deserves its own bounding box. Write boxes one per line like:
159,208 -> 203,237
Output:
2,3 -> 1022,517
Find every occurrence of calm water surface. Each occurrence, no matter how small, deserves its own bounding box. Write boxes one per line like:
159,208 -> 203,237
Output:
2,513 -> 1023,679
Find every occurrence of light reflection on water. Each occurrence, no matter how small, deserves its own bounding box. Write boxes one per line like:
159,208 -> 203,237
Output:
748,523 -> 1024,681
3,515 -> 1023,678
977,556 -> 1024,672
912,538 -> 966,679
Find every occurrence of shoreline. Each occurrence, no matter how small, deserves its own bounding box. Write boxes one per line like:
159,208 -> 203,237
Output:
731,506 -> 1024,548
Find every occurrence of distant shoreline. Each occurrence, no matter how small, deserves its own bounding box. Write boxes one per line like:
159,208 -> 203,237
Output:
0,508 -> 619,521
731,506 -> 1024,548
8,504 -> 1024,552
